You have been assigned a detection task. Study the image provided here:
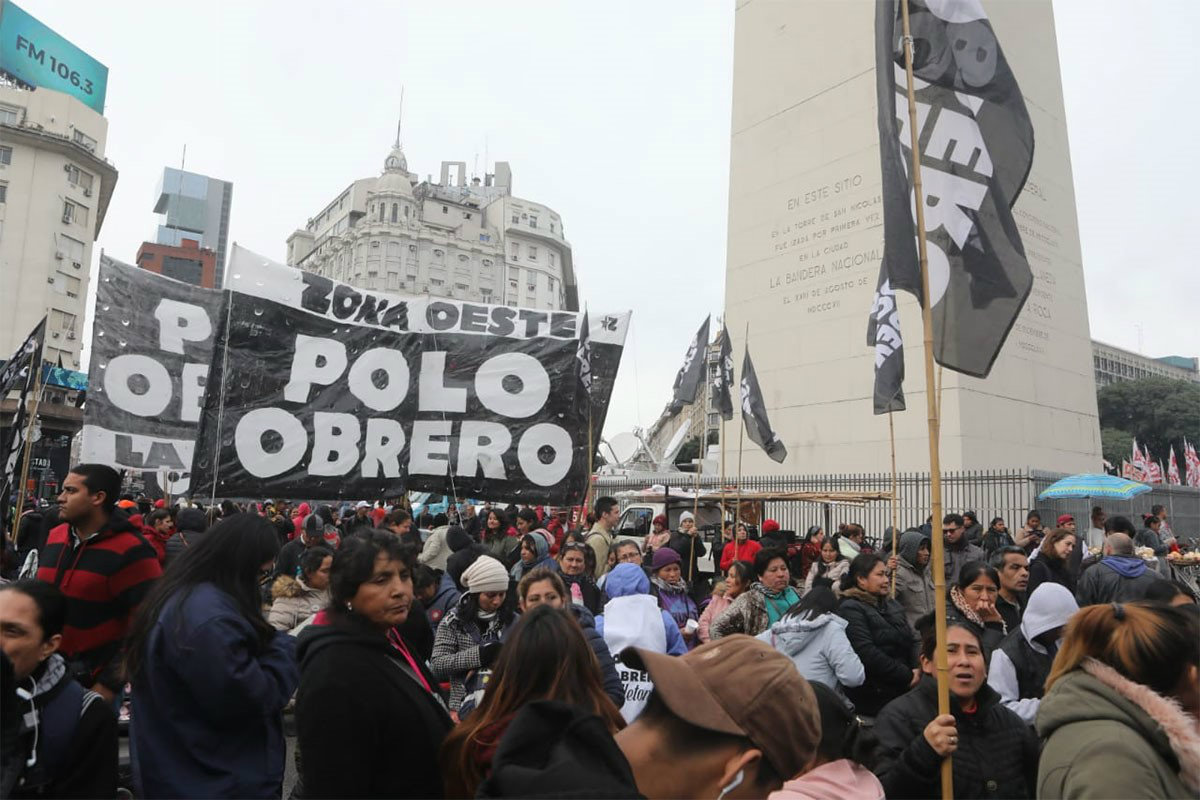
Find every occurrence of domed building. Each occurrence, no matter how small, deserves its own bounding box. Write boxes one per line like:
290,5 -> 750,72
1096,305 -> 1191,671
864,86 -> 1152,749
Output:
286,140 -> 576,312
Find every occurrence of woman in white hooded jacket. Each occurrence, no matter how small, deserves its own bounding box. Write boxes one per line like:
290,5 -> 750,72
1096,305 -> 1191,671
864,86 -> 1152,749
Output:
757,586 -> 865,701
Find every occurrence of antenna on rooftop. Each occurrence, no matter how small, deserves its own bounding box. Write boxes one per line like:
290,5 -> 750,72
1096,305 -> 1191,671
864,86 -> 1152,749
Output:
395,86 -> 405,149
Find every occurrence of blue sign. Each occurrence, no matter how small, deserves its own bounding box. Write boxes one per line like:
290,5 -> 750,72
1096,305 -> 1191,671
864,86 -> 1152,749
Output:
0,2 -> 108,114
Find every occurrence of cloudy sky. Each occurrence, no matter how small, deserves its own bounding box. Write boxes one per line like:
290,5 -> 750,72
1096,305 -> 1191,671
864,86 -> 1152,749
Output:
21,0 -> 1200,440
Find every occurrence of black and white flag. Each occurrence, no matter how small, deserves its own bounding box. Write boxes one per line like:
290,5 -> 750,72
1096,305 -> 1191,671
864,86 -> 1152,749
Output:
874,0 -> 1034,378
0,318 -> 46,397
576,309 -> 593,400
869,280 -> 906,414
740,348 -> 787,464
669,315 -> 710,413
713,327 -> 735,421
0,317 -> 46,521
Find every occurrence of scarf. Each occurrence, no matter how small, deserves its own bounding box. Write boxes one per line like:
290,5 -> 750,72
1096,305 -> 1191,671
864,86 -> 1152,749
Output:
949,585 -> 1008,635
755,582 -> 797,626
651,574 -> 689,595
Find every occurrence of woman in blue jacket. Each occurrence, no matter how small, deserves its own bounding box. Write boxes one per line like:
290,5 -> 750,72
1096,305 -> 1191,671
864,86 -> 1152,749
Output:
125,513 -> 299,799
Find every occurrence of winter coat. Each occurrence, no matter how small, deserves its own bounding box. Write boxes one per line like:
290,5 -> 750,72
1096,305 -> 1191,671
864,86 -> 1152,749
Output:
944,537 -> 986,585
793,540 -> 822,584
1027,553 -> 1075,595
654,581 -> 699,633
769,759 -> 884,800
267,575 -> 330,633
131,583 -> 299,799
509,535 -> 559,582
1036,659 -> 1200,799
697,592 -> 731,643
291,503 -> 310,539
595,563 -> 686,657
710,582 -> 800,640
945,592 -> 1006,655
476,701 -> 641,799
720,539 -> 762,572
426,571 -> 461,630
875,676 -> 1038,799
163,508 -> 208,568
296,614 -> 452,799
756,613 -> 864,697
585,523 -> 615,580
1075,555 -> 1165,605
987,582 -> 1077,725
836,587 -> 915,716
803,558 -> 849,594
431,599 -> 518,711
1135,527 -> 1170,557
980,526 -> 1016,558
570,604 -> 625,709
560,570 -> 604,616
418,525 -> 452,571
963,521 -> 984,546
667,530 -> 707,582
893,541 -> 935,635
9,653 -> 117,799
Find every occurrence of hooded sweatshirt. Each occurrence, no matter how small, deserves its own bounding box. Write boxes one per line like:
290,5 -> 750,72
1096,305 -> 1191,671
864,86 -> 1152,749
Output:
756,613 -> 864,697
1075,554 -> 1165,606
290,502 -> 311,539
509,533 -> 559,582
769,759 -> 884,800
893,530 -> 935,633
988,583 -> 1078,724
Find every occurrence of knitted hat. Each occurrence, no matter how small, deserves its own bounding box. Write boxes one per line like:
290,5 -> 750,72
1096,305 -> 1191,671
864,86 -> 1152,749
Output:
461,555 -> 509,594
446,525 -> 472,552
679,511 -> 695,524
761,519 -> 780,534
651,547 -> 681,572
175,507 -> 207,533
652,514 -> 667,527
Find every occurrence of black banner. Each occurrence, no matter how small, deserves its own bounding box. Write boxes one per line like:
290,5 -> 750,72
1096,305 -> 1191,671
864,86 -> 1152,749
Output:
0,317 -> 45,525
80,255 -> 222,496
740,347 -> 787,464
874,0 -> 1034,378
868,280 -> 906,415
713,326 -> 735,421
669,316 -> 710,413
189,247 -> 628,503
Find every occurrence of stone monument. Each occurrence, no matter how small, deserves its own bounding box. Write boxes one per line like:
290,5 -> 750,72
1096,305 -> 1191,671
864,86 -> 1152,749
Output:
722,0 -> 1102,475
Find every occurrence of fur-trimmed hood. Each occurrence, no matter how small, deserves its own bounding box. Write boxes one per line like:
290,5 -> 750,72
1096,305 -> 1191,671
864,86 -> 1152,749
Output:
271,574 -> 318,600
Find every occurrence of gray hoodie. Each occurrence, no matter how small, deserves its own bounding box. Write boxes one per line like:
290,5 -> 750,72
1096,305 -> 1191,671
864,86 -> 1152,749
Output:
988,582 -> 1078,724
894,530 -> 935,633
756,613 -> 865,698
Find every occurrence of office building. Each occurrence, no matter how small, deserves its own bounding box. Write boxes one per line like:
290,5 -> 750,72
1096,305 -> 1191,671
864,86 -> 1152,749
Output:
136,237 -> 217,288
286,142 -> 578,311
153,167 -> 232,288
1092,340 -> 1200,389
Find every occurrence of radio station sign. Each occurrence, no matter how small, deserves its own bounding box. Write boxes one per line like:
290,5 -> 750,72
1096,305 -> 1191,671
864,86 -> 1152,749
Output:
0,1 -> 108,113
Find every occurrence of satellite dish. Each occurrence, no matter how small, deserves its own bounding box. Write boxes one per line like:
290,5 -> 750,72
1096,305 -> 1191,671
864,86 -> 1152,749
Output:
607,432 -> 641,466
662,424 -> 691,464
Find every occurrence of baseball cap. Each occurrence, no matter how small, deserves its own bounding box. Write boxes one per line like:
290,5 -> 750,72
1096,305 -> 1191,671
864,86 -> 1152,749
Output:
356,500 -> 371,510
621,635 -> 819,780
1056,514 -> 1074,526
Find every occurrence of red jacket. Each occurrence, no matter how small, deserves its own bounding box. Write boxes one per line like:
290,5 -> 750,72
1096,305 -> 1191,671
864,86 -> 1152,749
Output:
720,540 -> 762,572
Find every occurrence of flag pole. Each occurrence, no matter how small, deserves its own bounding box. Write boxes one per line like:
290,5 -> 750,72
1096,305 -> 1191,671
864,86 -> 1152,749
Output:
889,411 -> 899,597
734,323 -> 748,541
690,367 -> 707,583
719,325 -> 729,543
899,1 -> 952,796
11,358 -> 45,537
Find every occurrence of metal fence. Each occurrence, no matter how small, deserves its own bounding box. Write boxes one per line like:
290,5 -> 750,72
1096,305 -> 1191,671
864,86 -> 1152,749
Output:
594,469 -> 1200,546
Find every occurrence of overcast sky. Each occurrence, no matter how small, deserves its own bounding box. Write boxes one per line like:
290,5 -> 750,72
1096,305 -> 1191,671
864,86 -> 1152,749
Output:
22,0 -> 1200,441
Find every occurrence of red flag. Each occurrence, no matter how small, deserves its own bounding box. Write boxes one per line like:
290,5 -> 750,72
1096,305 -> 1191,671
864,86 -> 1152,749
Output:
1121,460 -> 1135,480
1168,447 -> 1182,485
1185,441 -> 1200,487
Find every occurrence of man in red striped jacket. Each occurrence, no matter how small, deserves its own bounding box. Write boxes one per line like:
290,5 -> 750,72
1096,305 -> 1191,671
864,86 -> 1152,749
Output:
35,464 -> 162,702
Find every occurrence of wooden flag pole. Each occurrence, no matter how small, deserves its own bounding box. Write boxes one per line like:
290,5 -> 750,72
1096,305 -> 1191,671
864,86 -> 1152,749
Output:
899,1 -> 952,797
733,323 -> 749,542
719,325 -> 729,542
689,374 -> 707,583
889,412 -> 900,597
11,359 -> 45,538
585,404 -> 594,520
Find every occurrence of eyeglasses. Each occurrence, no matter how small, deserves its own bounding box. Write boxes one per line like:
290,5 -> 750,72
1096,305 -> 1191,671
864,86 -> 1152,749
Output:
942,527 -> 959,535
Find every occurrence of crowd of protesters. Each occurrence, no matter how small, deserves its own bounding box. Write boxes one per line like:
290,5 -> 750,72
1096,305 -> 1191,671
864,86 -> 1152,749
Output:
1,464 -> 1198,799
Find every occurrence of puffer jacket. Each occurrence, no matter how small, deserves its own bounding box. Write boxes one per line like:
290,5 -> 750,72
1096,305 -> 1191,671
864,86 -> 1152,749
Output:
1036,659 -> 1199,799
267,575 -> 330,633
944,536 -> 986,585
756,613 -> 864,697
1075,555 -> 1165,605
430,598 -> 518,711
892,530 -> 934,633
836,587 -> 915,716
875,676 -> 1038,799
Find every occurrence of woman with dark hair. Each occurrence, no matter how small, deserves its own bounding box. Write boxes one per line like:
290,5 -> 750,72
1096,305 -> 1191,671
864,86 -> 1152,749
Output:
557,542 -> 603,615
710,548 -> 801,639
1037,602 -> 1200,798
649,547 -> 700,649
431,555 -> 519,714
836,553 -> 917,717
770,682 -> 884,800
759,585 -> 864,701
0,580 -> 117,798
1143,578 -> 1197,606
793,525 -> 825,586
803,536 -> 849,595
698,561 -> 752,643
126,513 -> 298,799
268,545 -> 333,633
509,532 -> 557,583
947,560 -> 1008,653
980,517 -> 1014,557
1027,527 -> 1077,595
482,508 -> 519,568
296,529 -> 451,798
874,617 -> 1038,799
440,605 -> 625,797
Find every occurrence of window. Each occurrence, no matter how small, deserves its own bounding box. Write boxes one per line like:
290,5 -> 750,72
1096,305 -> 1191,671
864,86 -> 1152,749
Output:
0,146 -> 11,166
404,205 -> 409,217
379,204 -> 385,222
481,289 -> 493,301
529,215 -> 538,229
72,129 -> 97,151
371,241 -> 380,248
528,246 -> 538,260
548,277 -> 555,291
527,282 -> 537,292
458,254 -> 469,262
549,222 -> 555,233
60,235 -> 85,263
456,282 -> 469,291
482,259 -> 492,268
509,279 -> 518,289
549,252 -> 556,266
464,212 -> 472,220
62,201 -> 87,226
408,244 -> 417,252
391,203 -> 398,223
387,274 -> 399,290
510,243 -> 519,259
433,249 -> 444,262
59,274 -> 81,298
511,215 -> 519,224
430,278 -> 444,286
0,106 -> 19,126
442,205 -> 448,214
0,184 -> 6,204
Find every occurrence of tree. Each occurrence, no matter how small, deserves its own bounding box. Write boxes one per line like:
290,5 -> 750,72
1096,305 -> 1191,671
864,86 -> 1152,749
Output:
1096,377 -> 1200,468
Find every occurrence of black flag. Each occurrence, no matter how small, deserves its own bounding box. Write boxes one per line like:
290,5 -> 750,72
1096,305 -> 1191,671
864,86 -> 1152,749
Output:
713,327 -> 735,421
669,316 -> 710,413
869,280 -> 906,414
576,309 -> 593,400
0,317 -> 46,524
740,348 -> 787,464
0,317 -> 46,396
874,0 -> 1034,378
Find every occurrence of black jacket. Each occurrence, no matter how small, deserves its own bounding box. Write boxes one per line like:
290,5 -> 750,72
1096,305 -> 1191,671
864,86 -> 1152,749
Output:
295,615 -> 453,799
667,531 -> 708,582
874,677 -> 1038,799
1027,554 -> 1075,596
560,572 -> 604,616
836,589 -> 916,716
476,701 -> 642,799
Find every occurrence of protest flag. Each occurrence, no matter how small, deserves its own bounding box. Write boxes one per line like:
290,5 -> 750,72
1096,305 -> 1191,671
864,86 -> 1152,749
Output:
1,317 -> 47,533
739,346 -> 787,464
713,325 -> 735,422
669,315 -> 711,413
1168,446 -> 1181,486
1185,440 -> 1200,487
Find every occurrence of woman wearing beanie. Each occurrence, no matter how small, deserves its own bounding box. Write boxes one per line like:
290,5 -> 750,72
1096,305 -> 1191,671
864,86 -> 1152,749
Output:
650,547 -> 700,649
644,514 -> 672,556
431,555 -> 519,713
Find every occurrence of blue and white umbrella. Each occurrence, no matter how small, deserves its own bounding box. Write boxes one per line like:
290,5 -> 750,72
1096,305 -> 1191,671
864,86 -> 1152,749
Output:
1037,473 -> 1152,501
